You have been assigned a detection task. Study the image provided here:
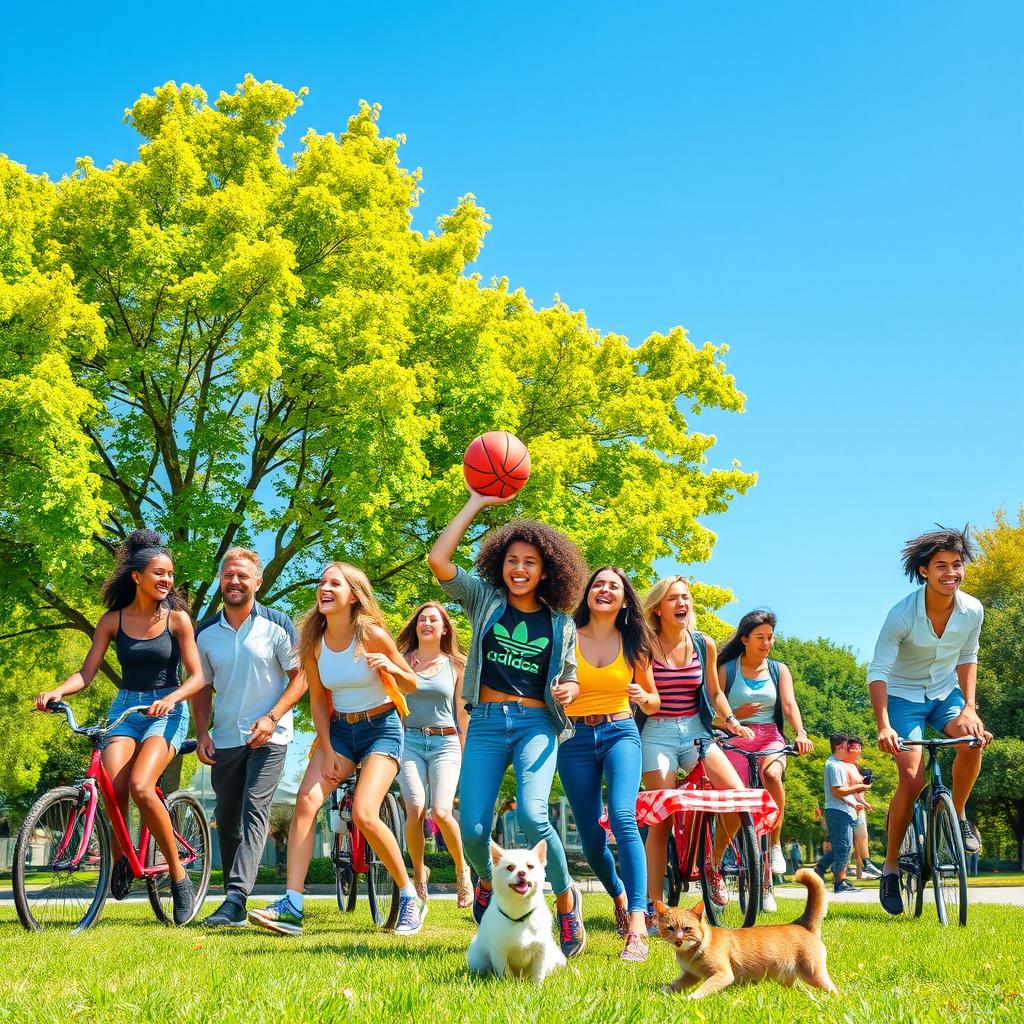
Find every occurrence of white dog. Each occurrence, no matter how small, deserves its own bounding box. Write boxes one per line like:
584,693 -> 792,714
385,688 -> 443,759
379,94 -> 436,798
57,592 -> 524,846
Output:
466,840 -> 567,984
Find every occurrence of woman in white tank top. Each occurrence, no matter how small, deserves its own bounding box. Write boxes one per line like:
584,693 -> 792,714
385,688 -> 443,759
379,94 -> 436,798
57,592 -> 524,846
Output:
395,602 -> 472,913
247,563 -> 424,938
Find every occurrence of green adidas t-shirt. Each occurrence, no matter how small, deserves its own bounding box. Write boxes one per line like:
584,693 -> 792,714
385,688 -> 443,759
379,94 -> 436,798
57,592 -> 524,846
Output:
480,604 -> 553,701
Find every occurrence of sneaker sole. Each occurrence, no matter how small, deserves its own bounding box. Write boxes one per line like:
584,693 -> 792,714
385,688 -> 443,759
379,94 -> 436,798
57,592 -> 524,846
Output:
201,918 -> 249,929
247,912 -> 303,936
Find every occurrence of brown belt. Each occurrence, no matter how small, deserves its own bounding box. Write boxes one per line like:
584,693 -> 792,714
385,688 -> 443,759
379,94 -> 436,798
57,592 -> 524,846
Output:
569,712 -> 632,726
407,725 -> 459,736
331,702 -> 396,725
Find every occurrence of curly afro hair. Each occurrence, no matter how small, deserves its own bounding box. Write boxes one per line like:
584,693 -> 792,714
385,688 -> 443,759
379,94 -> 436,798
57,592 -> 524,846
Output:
475,519 -> 588,613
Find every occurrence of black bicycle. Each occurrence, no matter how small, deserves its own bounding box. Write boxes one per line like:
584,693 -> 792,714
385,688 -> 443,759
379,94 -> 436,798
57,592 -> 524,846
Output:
892,735 -> 982,927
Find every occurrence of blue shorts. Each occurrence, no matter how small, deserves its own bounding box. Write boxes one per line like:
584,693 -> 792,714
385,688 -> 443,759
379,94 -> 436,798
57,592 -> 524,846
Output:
887,688 -> 966,742
107,688 -> 190,750
329,708 -> 404,767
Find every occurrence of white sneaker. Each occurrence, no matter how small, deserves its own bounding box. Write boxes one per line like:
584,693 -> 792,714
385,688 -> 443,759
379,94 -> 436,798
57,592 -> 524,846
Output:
769,844 -> 787,875
762,888 -> 778,913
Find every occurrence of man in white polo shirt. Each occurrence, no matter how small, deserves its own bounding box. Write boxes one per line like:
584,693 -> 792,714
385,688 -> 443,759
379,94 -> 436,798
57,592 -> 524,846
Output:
193,548 -> 306,928
868,525 -> 989,916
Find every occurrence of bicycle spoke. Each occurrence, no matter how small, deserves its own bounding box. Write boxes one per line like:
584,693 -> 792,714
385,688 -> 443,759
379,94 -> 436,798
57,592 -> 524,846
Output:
14,788 -> 110,931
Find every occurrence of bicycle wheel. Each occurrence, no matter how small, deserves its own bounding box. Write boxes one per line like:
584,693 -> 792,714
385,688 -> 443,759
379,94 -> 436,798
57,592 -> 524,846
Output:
147,791 -> 212,926
698,813 -> 760,928
366,792 -> 402,929
930,792 -> 967,927
664,830 -> 682,907
895,811 -> 924,918
13,786 -> 112,932
334,829 -> 357,913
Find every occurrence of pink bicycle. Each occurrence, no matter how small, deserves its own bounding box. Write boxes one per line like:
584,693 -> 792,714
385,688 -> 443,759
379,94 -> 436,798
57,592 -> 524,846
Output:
13,701 -> 211,931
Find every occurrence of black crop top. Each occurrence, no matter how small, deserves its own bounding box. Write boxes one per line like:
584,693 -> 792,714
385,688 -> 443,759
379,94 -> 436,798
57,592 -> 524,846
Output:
115,611 -> 181,692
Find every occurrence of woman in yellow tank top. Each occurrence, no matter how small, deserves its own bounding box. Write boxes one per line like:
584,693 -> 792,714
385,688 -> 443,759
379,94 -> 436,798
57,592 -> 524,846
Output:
557,567 -> 660,962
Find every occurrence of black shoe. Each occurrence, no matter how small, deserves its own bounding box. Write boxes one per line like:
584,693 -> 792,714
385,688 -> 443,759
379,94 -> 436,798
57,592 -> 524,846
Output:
959,818 -> 980,854
111,855 -> 134,900
879,872 -> 903,915
171,875 -> 195,926
834,880 -> 858,894
200,897 -> 247,928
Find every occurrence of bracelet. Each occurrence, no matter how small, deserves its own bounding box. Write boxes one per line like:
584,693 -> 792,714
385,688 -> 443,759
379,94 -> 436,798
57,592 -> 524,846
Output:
267,711 -> 279,725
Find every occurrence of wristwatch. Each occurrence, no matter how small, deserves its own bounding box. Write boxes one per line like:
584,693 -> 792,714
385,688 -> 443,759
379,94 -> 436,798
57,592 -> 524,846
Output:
266,711 -> 279,725
726,714 -> 739,724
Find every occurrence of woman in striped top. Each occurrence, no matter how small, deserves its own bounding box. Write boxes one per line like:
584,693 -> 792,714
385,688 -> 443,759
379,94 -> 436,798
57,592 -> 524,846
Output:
639,577 -> 753,918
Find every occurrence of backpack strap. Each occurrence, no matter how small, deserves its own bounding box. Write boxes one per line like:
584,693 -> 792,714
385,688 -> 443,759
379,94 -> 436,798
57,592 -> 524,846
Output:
724,657 -> 738,696
768,658 -> 785,731
689,630 -> 715,732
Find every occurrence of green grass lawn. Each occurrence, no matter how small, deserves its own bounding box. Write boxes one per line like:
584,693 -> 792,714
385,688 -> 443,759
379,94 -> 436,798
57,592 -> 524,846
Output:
2,894 -> 1022,1023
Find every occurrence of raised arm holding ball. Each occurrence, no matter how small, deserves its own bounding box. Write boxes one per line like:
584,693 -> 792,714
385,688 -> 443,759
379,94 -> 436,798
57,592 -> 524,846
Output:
427,433 -> 592,960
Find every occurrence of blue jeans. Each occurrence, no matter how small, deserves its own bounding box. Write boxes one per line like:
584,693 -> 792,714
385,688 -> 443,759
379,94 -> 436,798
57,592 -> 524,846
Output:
816,808 -> 855,887
459,702 -> 571,896
557,717 -> 646,913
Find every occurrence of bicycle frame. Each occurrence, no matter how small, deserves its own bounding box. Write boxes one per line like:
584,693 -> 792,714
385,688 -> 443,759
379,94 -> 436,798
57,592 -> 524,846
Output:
48,702 -> 199,878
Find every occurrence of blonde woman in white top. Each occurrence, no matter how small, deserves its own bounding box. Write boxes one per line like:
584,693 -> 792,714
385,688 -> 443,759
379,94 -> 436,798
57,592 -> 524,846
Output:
248,563 -> 421,937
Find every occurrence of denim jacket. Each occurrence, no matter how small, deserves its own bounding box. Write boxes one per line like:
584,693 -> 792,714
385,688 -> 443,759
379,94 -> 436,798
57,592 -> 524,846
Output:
437,566 -> 577,741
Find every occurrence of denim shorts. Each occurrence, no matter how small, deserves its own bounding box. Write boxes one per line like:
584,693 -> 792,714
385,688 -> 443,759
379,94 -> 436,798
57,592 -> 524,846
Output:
106,688 -> 189,750
329,708 -> 404,767
641,714 -> 714,776
887,687 -> 965,742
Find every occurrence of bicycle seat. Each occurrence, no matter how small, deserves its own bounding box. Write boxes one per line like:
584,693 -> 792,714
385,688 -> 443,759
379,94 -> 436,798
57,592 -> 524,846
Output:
179,739 -> 198,756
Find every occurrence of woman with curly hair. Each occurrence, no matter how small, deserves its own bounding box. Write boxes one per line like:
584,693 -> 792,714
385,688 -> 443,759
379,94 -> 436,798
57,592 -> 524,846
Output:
428,485 -> 589,959
35,530 -> 205,925
394,601 -> 473,912
558,567 -> 660,962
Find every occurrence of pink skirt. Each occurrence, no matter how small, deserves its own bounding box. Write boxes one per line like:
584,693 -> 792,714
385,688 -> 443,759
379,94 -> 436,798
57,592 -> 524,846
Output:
724,722 -> 787,786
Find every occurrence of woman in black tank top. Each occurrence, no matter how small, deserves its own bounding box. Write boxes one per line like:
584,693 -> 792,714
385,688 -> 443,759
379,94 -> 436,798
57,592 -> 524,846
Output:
35,530 -> 205,924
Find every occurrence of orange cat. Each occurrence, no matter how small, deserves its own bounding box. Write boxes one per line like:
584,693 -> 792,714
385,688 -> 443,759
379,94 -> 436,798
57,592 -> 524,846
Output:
654,868 -> 838,999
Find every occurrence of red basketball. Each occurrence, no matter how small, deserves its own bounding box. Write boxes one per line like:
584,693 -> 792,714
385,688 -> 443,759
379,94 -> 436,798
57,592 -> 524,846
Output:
463,431 -> 531,498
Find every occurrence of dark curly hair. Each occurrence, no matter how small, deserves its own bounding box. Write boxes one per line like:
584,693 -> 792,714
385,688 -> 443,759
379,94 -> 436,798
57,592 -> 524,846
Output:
475,519 -> 588,613
101,529 -> 187,612
901,524 -> 974,583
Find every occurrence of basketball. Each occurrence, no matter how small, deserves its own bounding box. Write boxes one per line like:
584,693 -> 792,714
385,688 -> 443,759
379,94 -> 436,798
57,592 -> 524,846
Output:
463,431 -> 531,498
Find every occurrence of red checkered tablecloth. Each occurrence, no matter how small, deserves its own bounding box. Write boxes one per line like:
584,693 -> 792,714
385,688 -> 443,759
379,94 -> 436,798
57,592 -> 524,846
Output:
600,784 -> 780,837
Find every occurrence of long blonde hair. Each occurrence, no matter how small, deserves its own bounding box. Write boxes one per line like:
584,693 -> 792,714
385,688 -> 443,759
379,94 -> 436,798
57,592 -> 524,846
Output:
642,575 -> 697,635
395,602 -> 466,666
297,562 -> 390,664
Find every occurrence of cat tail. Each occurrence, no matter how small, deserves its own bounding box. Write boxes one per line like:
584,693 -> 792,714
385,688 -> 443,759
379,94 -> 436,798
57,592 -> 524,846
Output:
791,868 -> 828,933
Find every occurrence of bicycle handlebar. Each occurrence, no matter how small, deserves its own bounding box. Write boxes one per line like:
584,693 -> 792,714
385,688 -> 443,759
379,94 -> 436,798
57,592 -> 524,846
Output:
897,736 -> 983,751
46,699 -> 158,735
718,741 -> 801,758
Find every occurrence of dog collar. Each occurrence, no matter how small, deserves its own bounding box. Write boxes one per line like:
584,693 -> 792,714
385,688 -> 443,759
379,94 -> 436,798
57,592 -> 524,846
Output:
498,906 -> 536,923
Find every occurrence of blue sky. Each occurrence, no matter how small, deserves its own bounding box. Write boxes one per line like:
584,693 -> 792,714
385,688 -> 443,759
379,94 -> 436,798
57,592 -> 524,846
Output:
2,2 -> 1021,658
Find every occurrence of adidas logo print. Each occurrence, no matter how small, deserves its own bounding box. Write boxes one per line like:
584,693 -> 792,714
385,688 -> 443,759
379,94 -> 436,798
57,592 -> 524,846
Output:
486,622 -> 549,673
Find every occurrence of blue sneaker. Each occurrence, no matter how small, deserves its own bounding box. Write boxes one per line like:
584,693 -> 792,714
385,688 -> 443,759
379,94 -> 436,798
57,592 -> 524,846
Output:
472,881 -> 493,925
248,895 -> 303,936
557,884 -> 587,959
394,894 -> 423,936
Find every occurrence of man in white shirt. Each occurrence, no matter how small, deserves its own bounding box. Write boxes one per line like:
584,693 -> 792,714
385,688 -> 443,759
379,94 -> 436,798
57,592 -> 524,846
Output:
193,548 -> 306,927
867,526 -> 989,915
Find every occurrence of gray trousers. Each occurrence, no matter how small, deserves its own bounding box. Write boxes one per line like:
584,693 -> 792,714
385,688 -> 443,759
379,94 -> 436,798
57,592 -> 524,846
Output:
211,743 -> 287,900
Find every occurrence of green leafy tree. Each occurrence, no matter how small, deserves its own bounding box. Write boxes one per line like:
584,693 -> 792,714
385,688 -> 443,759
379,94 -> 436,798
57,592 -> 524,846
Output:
962,509 -> 1024,867
0,77 -> 754,801
965,507 -> 1024,741
770,635 -> 876,740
